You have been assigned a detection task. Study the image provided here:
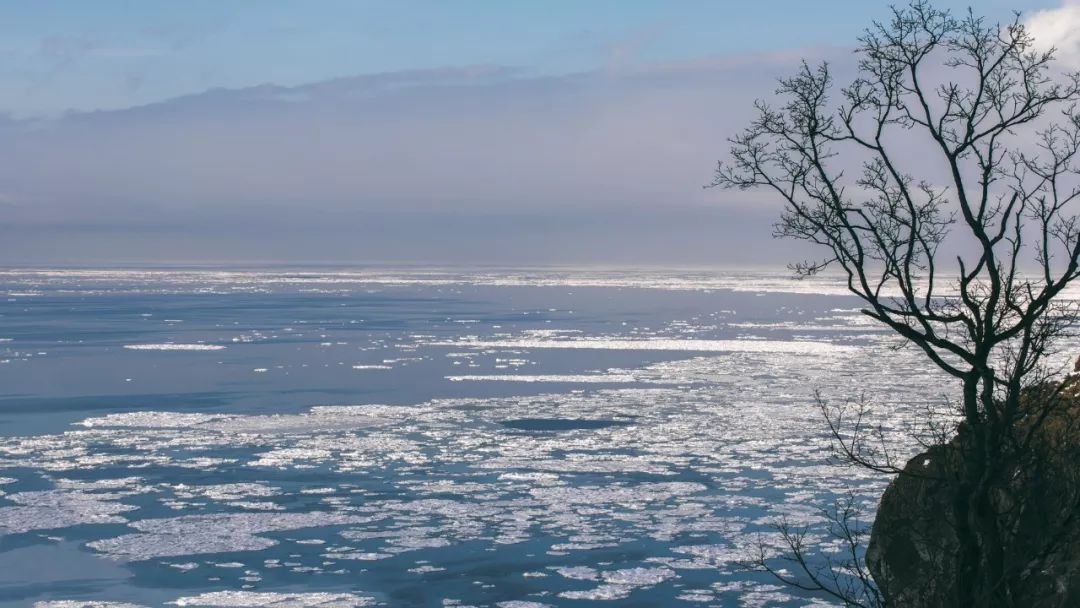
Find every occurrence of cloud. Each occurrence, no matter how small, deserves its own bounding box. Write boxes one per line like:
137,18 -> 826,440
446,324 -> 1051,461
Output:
88,47 -> 165,59
38,35 -> 96,61
602,24 -> 669,73
37,36 -> 163,62
1026,0 -> 1080,67
0,54 -> 831,265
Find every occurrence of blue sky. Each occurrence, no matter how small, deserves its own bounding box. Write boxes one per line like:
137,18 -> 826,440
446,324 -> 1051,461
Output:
0,1 -> 1075,265
0,1 -> 1058,117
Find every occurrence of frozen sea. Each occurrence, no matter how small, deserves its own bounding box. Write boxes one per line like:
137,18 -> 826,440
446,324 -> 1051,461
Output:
0,268 -> 986,607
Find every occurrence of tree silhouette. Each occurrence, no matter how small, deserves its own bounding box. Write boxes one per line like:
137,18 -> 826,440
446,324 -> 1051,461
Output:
713,2 -> 1080,605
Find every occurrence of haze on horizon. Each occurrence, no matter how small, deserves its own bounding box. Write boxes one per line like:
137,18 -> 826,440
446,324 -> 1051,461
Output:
1,0 -> 1078,267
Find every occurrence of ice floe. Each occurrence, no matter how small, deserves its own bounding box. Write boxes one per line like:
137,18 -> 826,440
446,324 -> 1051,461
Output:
429,336 -> 855,354
446,374 -> 640,383
0,488 -> 138,534
34,603 -> 147,608
170,591 -> 375,607
88,512 -> 378,560
123,344 -> 226,351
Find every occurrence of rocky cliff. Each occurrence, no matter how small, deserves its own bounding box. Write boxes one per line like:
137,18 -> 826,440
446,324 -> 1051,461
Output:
866,387 -> 1080,607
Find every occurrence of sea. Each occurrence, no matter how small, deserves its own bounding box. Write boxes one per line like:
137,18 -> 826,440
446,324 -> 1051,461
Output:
0,267 -> 1012,607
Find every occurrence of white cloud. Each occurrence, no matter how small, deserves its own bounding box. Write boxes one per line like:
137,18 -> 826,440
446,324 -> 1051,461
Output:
1026,1 -> 1080,67
88,47 -> 165,59
0,57 -> 811,265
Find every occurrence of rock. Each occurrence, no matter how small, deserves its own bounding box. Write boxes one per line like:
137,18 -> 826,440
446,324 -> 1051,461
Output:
866,388 -> 1080,607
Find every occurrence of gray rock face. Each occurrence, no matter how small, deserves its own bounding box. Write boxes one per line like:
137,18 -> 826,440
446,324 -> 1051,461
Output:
867,405 -> 1080,608
865,443 -> 963,606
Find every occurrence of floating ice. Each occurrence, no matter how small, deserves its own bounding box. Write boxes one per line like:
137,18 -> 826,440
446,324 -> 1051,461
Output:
173,483 -> 282,508
554,567 -> 675,600
0,489 -> 138,535
79,412 -> 231,428
0,268 -> 866,295
88,512 -> 377,560
430,336 -> 855,354
602,566 -> 676,585
323,551 -> 392,561
558,585 -> 635,600
123,344 -> 226,351
33,603 -> 147,608
554,566 -> 598,581
171,591 -> 374,607
530,482 -> 706,505
78,408 -> 386,435
671,543 -> 748,566
447,374 -> 640,383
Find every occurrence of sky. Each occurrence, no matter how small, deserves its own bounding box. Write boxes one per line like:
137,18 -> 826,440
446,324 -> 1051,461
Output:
0,0 -> 1075,266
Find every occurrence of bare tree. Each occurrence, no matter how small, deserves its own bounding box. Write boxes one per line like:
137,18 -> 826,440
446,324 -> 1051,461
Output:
713,2 -> 1080,605
746,493 -> 885,608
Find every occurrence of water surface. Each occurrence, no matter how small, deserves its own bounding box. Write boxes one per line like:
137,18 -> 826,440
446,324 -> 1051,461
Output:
0,269 -> 952,607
